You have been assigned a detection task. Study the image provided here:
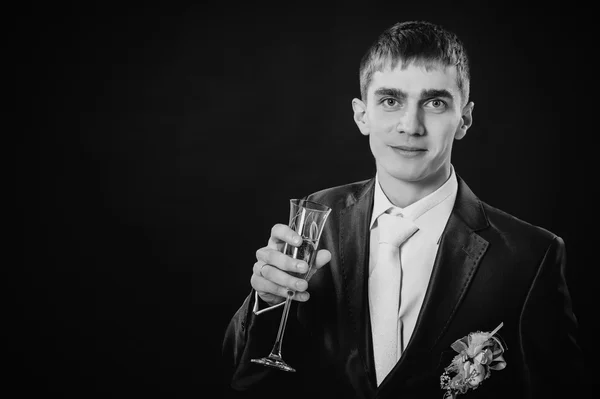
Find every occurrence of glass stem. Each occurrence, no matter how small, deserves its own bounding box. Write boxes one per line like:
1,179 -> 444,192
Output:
268,290 -> 294,359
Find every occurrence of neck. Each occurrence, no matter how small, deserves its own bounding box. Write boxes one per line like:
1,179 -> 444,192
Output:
378,164 -> 451,208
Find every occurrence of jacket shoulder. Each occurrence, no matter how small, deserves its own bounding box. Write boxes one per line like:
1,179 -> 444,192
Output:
304,179 -> 373,210
481,201 -> 562,247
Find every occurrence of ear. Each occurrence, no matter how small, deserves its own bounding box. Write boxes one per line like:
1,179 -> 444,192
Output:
455,101 -> 474,140
352,98 -> 370,135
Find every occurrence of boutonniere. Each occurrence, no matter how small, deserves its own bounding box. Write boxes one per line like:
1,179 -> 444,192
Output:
440,322 -> 507,398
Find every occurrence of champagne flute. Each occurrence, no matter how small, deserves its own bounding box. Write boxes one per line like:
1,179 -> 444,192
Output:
251,199 -> 331,372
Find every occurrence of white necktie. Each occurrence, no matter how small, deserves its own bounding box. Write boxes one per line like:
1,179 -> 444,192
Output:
369,212 -> 419,386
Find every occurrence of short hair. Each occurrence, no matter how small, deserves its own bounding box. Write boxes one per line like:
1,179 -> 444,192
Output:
359,21 -> 470,106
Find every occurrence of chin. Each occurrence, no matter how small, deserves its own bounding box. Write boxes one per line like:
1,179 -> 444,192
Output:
386,165 -> 427,183
387,160 -> 450,187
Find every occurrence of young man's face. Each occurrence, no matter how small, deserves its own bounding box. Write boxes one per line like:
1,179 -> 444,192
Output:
353,61 -> 473,188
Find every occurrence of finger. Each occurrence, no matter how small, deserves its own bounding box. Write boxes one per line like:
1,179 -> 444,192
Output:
251,271 -> 311,302
267,223 -> 302,250
253,261 -> 266,277
314,249 -> 332,269
253,262 -> 308,293
304,249 -> 332,280
256,247 -> 309,275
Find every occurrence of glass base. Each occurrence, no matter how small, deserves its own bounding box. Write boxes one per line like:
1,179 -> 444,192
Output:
251,355 -> 296,372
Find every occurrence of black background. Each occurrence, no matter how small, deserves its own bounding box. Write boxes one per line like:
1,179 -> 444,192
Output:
14,1 -> 597,397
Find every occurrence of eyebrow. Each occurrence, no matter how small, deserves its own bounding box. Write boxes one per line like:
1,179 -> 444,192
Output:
373,87 -> 455,101
373,87 -> 407,100
421,89 -> 454,100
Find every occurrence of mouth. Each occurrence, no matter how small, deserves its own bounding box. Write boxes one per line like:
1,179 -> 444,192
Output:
390,145 -> 426,152
389,145 -> 427,157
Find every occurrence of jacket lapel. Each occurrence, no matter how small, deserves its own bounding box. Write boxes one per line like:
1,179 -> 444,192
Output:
377,175 -> 490,395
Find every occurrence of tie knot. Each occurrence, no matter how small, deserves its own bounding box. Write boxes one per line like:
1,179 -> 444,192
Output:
377,212 -> 419,247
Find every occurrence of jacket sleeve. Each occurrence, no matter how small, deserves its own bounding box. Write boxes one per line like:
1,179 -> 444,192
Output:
519,236 -> 585,397
221,289 -> 306,396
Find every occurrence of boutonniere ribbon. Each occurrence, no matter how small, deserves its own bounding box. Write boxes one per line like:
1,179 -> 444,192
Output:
440,322 -> 507,398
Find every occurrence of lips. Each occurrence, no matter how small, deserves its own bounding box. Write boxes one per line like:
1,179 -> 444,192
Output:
390,145 -> 426,152
389,145 -> 427,158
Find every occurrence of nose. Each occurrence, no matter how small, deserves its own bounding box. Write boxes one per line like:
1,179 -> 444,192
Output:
396,105 -> 424,135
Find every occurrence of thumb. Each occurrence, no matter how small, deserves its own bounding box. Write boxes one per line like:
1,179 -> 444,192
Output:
313,249 -> 332,271
305,249 -> 331,281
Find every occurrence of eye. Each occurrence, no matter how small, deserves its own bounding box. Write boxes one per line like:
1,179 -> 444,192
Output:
425,99 -> 447,109
382,98 -> 400,108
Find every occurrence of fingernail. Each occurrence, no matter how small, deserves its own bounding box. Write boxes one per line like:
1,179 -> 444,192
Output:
294,235 -> 302,244
296,280 -> 307,290
297,262 -> 307,272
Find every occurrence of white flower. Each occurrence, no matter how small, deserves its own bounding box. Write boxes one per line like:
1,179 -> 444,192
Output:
440,323 -> 506,397
473,348 -> 493,365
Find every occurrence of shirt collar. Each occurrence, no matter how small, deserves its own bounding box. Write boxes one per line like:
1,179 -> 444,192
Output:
370,165 -> 458,229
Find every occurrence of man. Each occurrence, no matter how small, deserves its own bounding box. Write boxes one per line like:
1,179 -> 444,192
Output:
222,21 -> 583,398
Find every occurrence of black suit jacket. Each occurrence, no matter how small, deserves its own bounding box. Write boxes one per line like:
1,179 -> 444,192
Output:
222,176 -> 583,398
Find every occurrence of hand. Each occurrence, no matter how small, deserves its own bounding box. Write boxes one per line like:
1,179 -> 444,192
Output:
251,223 -> 332,306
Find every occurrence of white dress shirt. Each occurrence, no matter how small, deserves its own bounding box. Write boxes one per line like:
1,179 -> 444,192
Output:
369,166 -> 458,358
